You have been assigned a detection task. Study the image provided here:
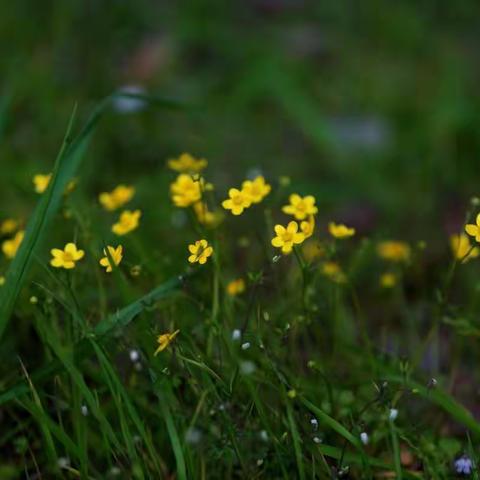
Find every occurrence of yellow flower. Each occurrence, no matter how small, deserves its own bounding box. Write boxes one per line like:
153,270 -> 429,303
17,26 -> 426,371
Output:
33,173 -> 52,194
302,240 -> 324,262
450,234 -> 479,263
241,176 -> 271,204
50,243 -> 85,269
99,185 -> 135,211
193,202 -> 222,227
154,330 -> 180,355
0,218 -> 19,235
188,239 -> 213,265
271,221 -> 305,254
465,214 -> 480,242
380,273 -> 397,288
2,230 -> 24,259
282,194 -> 318,220
321,261 -> 346,283
112,210 -> 141,236
329,222 -> 355,239
167,153 -> 208,173
222,188 -> 252,215
300,215 -> 315,239
227,278 -> 245,296
170,174 -> 203,207
0,276 -> 5,286
99,245 -> 123,272
377,241 -> 410,262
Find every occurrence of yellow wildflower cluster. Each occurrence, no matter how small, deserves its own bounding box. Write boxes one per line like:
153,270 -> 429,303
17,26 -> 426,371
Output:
2,231 -> 25,259
49,242 -> 124,271
450,233 -> 479,263
33,173 -> 76,195
188,239 -> 213,265
222,176 -> 271,215
154,330 -> 180,355
112,210 -> 141,236
99,185 -> 135,211
321,261 -> 346,284
377,241 -> 410,262
168,153 -> 207,173
226,278 -> 245,296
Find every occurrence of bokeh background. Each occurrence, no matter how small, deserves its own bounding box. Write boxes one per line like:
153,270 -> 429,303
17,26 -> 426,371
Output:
2,0 -> 480,243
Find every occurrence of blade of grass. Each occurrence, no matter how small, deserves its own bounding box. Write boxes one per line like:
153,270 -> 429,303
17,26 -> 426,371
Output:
90,340 -> 164,475
384,373 -> 480,437
285,396 -> 306,480
300,397 -> 361,449
149,369 -> 187,480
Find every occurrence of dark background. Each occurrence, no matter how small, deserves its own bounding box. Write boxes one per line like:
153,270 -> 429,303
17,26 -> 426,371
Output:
1,0 -> 480,242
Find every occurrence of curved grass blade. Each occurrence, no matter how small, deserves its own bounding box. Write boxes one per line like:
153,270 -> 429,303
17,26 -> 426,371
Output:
384,373 -> 480,437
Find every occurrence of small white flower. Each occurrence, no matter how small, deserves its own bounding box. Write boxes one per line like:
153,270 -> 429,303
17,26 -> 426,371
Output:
259,430 -> 269,442
389,408 -> 398,421
109,466 -> 122,476
240,360 -> 256,375
129,349 -> 140,362
241,342 -> 251,350
313,436 -> 322,444
232,329 -> 242,341
256,458 -> 264,466
80,404 -> 89,416
185,427 -> 202,445
360,432 -> 369,445
310,418 -> 318,430
113,85 -> 146,113
57,457 -> 70,469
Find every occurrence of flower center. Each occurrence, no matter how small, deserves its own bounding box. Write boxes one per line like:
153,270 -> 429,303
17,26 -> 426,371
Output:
232,194 -> 244,205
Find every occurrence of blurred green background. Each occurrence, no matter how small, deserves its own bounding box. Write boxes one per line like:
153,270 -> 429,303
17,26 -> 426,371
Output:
2,0 -> 480,241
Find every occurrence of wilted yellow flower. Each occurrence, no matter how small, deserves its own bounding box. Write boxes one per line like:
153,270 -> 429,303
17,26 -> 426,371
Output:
450,234 -> 479,263
154,330 -> 180,355
0,218 -> 19,235
50,243 -> 85,269
377,241 -> 410,262
99,185 -> 135,211
271,221 -> 305,254
380,272 -> 397,288
465,214 -> 480,242
112,210 -> 141,236
329,222 -> 355,239
99,245 -> 124,272
227,278 -> 246,296
170,174 -> 203,207
300,215 -> 315,239
321,261 -> 346,283
242,176 -> 271,204
222,188 -> 252,216
193,202 -> 222,227
33,173 -> 52,194
188,239 -> 213,265
168,153 -> 207,173
282,194 -> 318,220
2,230 -> 24,259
